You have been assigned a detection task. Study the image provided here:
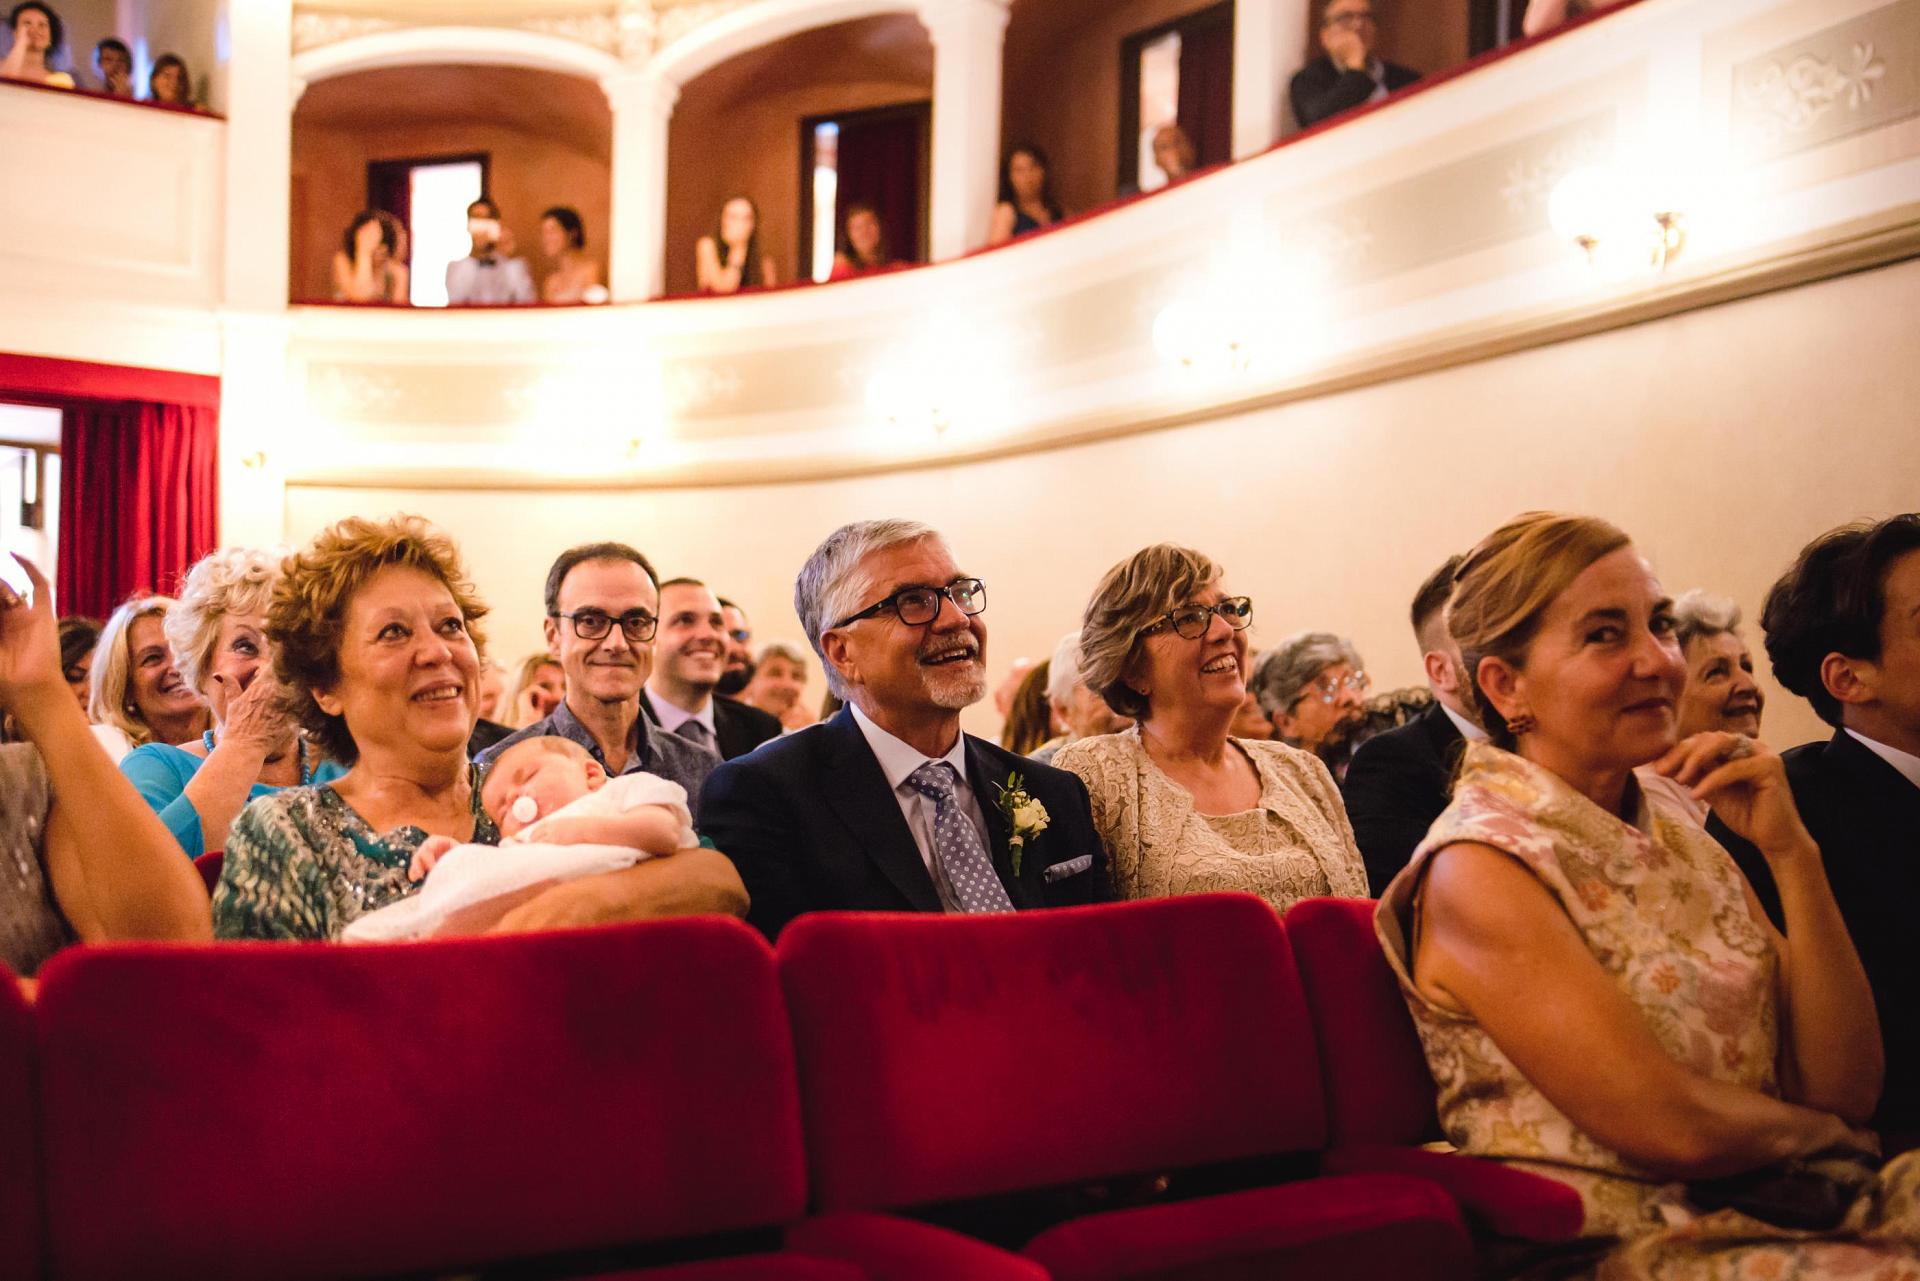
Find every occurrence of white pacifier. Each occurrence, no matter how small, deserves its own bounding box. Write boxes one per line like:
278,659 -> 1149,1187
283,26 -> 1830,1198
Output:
510,795 -> 540,826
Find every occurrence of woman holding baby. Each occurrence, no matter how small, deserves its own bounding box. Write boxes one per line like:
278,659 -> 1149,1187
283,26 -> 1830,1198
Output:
213,514 -> 748,941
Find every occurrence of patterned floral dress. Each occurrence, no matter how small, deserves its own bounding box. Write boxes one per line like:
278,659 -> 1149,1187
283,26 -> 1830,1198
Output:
213,778 -> 498,942
1376,742 -> 1920,1278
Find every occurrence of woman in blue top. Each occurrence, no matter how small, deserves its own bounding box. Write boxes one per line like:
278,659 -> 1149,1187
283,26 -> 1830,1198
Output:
120,548 -> 342,857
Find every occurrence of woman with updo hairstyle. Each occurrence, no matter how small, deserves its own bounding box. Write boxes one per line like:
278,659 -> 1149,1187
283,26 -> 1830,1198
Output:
119,547 -> 345,857
1376,511 -> 1920,1275
1056,544 -> 1365,912
89,595 -> 209,762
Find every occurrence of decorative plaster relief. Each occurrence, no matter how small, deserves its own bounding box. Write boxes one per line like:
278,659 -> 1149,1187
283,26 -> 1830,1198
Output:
291,13 -> 398,53
1733,0 -> 1920,160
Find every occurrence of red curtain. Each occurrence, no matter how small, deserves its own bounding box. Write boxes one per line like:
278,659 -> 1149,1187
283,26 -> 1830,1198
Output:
57,401 -> 219,619
834,105 -> 930,266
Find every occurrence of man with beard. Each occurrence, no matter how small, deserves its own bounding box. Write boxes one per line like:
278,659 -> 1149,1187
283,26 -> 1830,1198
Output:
715,598 -> 755,697
642,579 -> 781,760
700,519 -> 1112,939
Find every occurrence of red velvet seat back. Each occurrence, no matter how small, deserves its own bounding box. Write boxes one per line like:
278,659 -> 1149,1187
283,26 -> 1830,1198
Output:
0,972 -> 39,1281
193,850 -> 223,895
36,919 -> 806,1280
1284,897 -> 1440,1146
778,895 -> 1326,1212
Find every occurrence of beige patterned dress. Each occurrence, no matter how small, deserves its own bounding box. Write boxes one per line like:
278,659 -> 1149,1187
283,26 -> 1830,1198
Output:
1055,728 -> 1367,912
1376,742 -> 1920,1278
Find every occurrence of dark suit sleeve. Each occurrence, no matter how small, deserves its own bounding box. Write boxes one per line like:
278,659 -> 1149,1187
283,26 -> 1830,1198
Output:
1038,770 -> 1114,907
1342,732 -> 1443,896
1290,62 -> 1382,128
1705,813 -> 1785,931
698,757 -> 805,940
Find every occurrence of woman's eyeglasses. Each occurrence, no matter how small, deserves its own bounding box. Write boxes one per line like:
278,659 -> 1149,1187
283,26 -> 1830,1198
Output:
1292,670 -> 1371,707
1142,597 -> 1253,640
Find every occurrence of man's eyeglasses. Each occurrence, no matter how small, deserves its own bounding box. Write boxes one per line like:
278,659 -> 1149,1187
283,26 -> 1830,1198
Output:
1324,8 -> 1376,27
1292,670 -> 1371,707
553,609 -> 658,643
1142,597 -> 1253,640
833,579 -> 986,629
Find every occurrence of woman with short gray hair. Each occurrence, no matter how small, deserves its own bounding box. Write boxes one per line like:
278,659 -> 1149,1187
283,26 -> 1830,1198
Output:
1671,588 -> 1765,741
1056,544 -> 1366,912
1248,631 -> 1370,754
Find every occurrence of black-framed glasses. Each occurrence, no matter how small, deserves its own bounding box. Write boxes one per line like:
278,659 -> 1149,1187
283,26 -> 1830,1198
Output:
1142,596 -> 1253,640
833,578 -> 986,629
553,609 -> 658,643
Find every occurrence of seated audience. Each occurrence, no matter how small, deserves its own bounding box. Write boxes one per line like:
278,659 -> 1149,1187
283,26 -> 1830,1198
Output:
1522,0 -> 1628,37
739,640 -> 815,732
700,519 -> 1112,938
1289,0 -> 1418,129
146,53 -> 194,108
91,35 -> 129,96
1315,685 -> 1432,782
331,209 -> 409,304
468,657 -> 514,756
988,144 -> 1064,246
998,658 -> 1059,757
1250,630 -> 1370,753
1711,513 -> 1920,1146
446,198 -> 534,305
1,3 -> 71,88
1378,511 -> 1913,1273
716,596 -> 755,696
508,652 -> 566,727
1057,545 -> 1366,912
1342,554 -> 1484,891
538,206 -> 605,304
829,203 -> 893,279
1671,589 -> 1766,740
89,595 -> 209,763
1031,630 -> 1133,765
57,614 -> 98,709
642,577 -> 781,761
0,554 -> 210,978
217,518 -> 744,941
479,543 -> 721,815
696,196 -> 777,293
119,547 -> 344,858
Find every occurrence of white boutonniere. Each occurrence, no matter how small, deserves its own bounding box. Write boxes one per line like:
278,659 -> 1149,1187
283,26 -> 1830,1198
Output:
994,771 -> 1050,876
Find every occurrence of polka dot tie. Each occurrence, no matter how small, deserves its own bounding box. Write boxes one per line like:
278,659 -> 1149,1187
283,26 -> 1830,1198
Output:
905,762 -> 1014,914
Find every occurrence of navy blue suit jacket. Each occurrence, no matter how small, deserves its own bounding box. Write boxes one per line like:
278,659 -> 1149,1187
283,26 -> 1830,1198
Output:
699,708 -> 1113,939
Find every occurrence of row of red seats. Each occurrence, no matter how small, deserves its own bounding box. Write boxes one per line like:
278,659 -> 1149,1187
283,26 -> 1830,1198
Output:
0,894 -> 1583,1279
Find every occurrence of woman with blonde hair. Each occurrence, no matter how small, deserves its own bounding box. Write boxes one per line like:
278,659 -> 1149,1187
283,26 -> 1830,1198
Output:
508,652 -> 566,728
89,595 -> 208,763
119,548 -> 344,857
1376,511 -> 1920,1276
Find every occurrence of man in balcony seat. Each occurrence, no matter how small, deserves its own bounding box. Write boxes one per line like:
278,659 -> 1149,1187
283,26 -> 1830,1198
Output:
1288,0 -> 1419,129
700,519 -> 1113,938
446,197 -> 534,306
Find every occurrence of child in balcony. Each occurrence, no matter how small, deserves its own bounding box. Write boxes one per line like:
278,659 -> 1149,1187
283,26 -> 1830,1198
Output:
341,735 -> 692,941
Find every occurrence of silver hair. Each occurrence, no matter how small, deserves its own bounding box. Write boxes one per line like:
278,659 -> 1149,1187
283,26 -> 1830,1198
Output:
755,640 -> 809,676
164,546 -> 286,695
1671,589 -> 1743,651
794,519 -> 940,698
1249,631 -> 1364,717
1046,630 -> 1083,709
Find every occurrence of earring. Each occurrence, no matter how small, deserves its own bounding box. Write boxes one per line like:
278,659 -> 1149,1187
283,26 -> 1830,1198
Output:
1505,712 -> 1537,736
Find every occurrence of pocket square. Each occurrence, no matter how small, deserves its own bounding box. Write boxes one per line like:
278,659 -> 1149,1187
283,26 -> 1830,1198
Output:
1043,854 -> 1094,883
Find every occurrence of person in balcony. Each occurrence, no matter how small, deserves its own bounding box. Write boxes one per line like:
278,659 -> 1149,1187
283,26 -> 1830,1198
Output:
1288,0 -> 1418,129
1522,0 -> 1628,37
987,144 -> 1063,246
539,206 -> 605,303
89,595 -> 209,764
1,3 -> 73,89
447,197 -> 535,306
1123,123 -> 1198,197
331,210 -> 409,304
829,203 -> 894,280
696,196 -> 777,294
146,53 -> 196,109
91,35 -> 130,97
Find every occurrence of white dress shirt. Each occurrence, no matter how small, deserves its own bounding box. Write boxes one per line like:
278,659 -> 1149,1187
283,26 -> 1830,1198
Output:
647,684 -> 717,741
445,254 -> 535,305
850,703 -> 993,911
1846,728 -> 1920,792
1440,702 -> 1490,744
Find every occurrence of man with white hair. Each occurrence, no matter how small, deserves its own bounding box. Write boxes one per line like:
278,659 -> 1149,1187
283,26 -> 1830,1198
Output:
699,519 -> 1112,938
1031,631 -> 1132,765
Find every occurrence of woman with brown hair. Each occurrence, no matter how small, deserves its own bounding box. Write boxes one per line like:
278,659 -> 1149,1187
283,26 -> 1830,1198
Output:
1376,511 -> 1919,1276
998,658 -> 1059,757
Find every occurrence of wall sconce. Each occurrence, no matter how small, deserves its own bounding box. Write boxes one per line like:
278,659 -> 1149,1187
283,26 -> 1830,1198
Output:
1549,164 -> 1687,271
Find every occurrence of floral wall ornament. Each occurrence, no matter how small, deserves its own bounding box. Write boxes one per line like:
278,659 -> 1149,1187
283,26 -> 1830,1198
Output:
1740,42 -> 1888,143
290,13 -> 398,53
1500,132 -> 1607,216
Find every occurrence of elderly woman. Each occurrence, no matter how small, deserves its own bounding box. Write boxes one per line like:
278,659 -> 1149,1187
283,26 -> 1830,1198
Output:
1055,545 -> 1366,912
1377,511 -> 1918,1276
88,595 -> 209,763
118,548 -> 344,858
1671,589 -> 1765,739
739,641 -> 814,731
0,556 -> 209,978
1249,632 -> 1370,756
214,515 -> 746,942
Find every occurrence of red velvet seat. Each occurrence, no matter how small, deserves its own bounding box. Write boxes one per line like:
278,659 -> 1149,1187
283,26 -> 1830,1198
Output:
778,895 -> 1475,1279
193,849 -> 223,895
1284,897 -> 1584,1241
0,971 -> 40,1281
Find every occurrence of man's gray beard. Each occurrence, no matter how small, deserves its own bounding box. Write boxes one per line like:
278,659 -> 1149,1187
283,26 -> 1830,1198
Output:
926,668 -> 987,711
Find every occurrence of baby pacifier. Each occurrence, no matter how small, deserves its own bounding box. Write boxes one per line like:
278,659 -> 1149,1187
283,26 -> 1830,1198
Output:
510,795 -> 540,826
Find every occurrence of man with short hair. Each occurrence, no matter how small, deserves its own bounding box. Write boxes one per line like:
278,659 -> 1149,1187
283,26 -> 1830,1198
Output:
715,597 -> 755,697
1031,631 -> 1131,765
699,519 -> 1111,938
93,37 -> 132,96
1711,514 -> 1920,1144
480,544 -> 719,819
445,197 -> 534,305
1340,554 -> 1483,893
643,578 -> 781,761
1250,631 -> 1369,753
1288,0 -> 1419,129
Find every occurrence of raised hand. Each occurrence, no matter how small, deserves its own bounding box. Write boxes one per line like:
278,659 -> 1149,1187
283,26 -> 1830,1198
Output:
211,666 -> 295,753
0,555 -> 63,710
1651,731 -> 1814,860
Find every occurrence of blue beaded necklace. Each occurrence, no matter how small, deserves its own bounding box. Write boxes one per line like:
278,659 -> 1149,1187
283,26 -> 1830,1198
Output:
204,730 -> 316,786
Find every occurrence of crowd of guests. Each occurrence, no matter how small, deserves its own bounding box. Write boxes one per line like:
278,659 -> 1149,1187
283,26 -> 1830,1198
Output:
329,198 -> 611,306
2,2 -> 203,108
